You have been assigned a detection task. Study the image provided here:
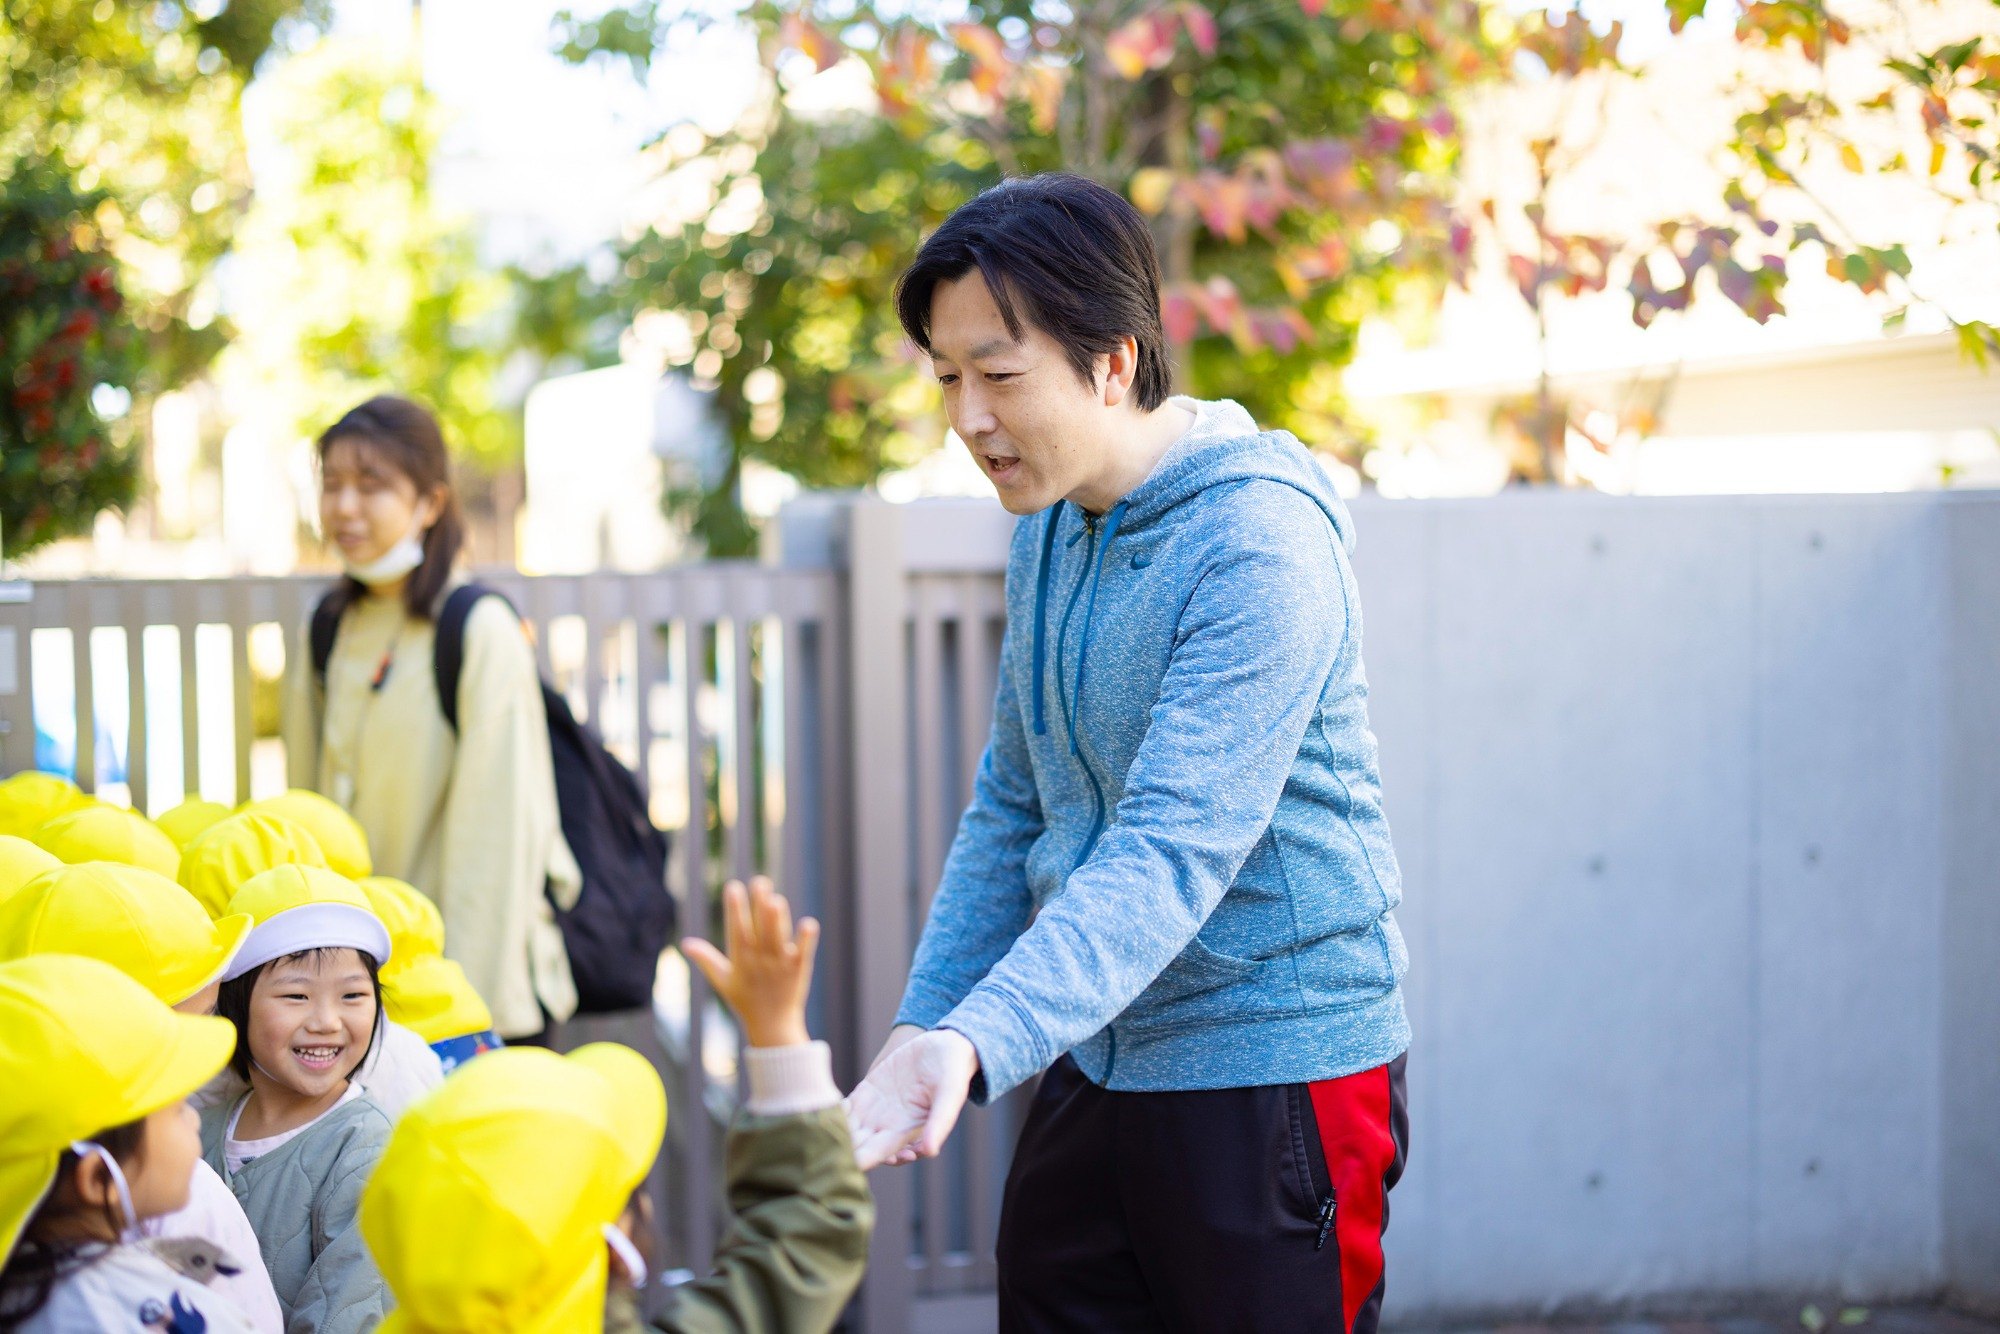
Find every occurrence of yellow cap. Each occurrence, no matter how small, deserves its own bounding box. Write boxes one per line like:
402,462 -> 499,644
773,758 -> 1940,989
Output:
0,772 -> 94,840
154,798 -> 232,850
358,876 -> 445,961
32,804 -> 181,880
222,865 -> 391,979
362,1044 -> 667,1334
246,790 -> 372,880
0,954 -> 235,1267
0,863 -> 253,1008
382,955 -> 493,1043
0,837 -> 60,902
178,811 -> 327,918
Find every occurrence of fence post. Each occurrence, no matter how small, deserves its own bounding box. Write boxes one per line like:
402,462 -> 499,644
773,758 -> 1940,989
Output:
0,581 -> 31,776
846,497 -> 915,1333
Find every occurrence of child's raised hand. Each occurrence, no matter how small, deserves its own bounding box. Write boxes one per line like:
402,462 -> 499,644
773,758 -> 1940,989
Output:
681,877 -> 818,1049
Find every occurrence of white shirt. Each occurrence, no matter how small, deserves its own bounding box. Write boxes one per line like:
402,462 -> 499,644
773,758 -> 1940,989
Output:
141,1160 -> 284,1333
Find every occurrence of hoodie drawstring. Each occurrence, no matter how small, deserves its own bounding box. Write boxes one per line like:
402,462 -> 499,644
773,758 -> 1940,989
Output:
1030,502 -> 1064,736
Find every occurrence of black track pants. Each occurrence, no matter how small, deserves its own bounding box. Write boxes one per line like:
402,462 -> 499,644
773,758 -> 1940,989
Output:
996,1052 -> 1409,1334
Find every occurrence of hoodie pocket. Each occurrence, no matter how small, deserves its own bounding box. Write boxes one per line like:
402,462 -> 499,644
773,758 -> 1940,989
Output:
1126,933 -> 1265,1028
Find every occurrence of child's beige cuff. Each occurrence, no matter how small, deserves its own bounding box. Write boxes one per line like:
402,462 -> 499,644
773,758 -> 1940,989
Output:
744,1039 -> 840,1115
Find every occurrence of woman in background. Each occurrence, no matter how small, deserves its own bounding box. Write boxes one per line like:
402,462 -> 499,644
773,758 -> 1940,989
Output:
281,396 -> 578,1043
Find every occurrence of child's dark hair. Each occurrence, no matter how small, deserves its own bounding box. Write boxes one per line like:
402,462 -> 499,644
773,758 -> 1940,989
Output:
214,948 -> 384,1083
895,173 -> 1174,411
0,1117 -> 146,1331
315,394 -> 466,622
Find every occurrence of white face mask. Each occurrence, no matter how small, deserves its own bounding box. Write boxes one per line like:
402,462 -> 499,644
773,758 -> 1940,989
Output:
71,1140 -> 139,1242
342,512 -> 430,586
603,1222 -> 648,1289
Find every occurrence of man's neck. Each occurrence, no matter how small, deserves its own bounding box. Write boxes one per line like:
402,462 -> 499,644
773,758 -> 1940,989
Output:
1069,399 -> 1196,515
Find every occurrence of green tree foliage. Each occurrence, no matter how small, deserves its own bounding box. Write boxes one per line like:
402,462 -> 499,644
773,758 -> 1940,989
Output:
558,0 -> 1493,550
0,169 -> 141,557
219,38 -> 520,466
1,0 -> 325,556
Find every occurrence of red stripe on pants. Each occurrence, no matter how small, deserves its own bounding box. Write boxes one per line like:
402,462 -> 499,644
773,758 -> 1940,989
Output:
1308,1065 -> 1396,1334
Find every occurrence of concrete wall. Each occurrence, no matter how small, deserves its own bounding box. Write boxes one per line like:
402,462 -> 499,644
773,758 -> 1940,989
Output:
1344,491 -> 1998,1319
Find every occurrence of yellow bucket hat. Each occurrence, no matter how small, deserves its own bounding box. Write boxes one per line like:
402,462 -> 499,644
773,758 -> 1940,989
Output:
0,772 -> 94,839
154,798 -> 231,850
0,863 -> 253,1008
0,837 -> 60,902
222,865 -> 391,980
358,876 -> 445,961
361,1044 -> 667,1334
32,804 -> 181,880
246,790 -> 372,880
381,955 -> 493,1044
0,954 -> 235,1267
178,810 -> 327,919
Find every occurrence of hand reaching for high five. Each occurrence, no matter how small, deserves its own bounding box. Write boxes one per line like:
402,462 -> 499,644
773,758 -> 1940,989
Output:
681,877 -> 819,1049
843,1027 -> 979,1171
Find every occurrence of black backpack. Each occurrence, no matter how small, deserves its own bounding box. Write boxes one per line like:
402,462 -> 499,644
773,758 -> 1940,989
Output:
311,583 -> 675,1013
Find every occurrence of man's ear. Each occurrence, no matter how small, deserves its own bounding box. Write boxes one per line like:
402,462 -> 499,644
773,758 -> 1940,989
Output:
1100,336 -> 1140,408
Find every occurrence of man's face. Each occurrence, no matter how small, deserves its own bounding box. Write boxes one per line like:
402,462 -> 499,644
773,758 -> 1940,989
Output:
928,271 -> 1109,516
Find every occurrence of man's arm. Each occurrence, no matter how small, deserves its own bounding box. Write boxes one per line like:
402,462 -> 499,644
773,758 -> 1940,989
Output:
891,617 -> 1042,1030
940,487 -> 1349,1102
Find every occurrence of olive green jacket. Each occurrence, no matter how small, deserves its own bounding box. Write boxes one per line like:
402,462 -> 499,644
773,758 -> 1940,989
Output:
606,1105 -> 873,1334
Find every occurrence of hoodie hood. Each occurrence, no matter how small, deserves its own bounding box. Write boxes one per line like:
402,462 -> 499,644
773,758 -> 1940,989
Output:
1119,397 -> 1354,548
1028,398 -> 1354,737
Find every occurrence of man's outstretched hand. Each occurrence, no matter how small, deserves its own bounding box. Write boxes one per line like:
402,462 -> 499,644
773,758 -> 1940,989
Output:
844,1028 -> 979,1171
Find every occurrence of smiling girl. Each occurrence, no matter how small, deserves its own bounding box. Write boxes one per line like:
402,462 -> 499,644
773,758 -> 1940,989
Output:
199,866 -> 393,1334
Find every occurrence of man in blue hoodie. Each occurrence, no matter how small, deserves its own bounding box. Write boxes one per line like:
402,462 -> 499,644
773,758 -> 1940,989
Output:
845,173 -> 1410,1333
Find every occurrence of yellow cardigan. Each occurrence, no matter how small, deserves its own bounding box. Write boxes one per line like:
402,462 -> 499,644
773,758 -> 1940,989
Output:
282,581 -> 579,1037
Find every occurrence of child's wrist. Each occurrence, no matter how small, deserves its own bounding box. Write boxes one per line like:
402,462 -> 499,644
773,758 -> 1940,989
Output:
742,1014 -> 810,1049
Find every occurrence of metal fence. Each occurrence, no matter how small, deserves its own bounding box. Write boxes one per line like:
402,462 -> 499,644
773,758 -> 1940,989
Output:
0,497 -> 1020,1330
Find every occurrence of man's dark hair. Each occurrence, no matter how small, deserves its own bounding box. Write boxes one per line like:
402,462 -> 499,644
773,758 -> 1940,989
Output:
895,173 -> 1173,411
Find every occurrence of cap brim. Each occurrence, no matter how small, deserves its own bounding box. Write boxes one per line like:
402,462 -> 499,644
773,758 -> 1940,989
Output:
566,1044 -> 666,1190
382,956 -> 493,1044
171,912 -> 253,1006
134,1012 -> 239,1117
226,903 -> 392,980
6,1012 -> 237,1263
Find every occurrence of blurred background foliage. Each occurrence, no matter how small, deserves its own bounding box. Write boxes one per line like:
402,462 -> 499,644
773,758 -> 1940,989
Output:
4,0 -> 1996,556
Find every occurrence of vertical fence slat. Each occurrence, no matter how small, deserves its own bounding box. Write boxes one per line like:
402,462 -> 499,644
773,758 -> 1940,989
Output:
909,584 -> 954,1292
728,611 -> 756,882
68,591 -> 96,794
229,586 -> 253,804
849,501 -> 917,1331
179,598 -> 200,799
0,585 -> 33,776
633,589 -> 664,810
124,590 -> 148,814
955,577 -> 1003,1287
677,616 -> 716,1274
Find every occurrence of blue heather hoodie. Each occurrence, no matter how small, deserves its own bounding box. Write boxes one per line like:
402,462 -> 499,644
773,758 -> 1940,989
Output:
895,398 -> 1410,1101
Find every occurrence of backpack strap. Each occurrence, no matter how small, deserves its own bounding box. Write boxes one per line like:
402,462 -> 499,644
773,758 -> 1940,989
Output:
309,590 -> 344,687
432,582 -> 518,734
